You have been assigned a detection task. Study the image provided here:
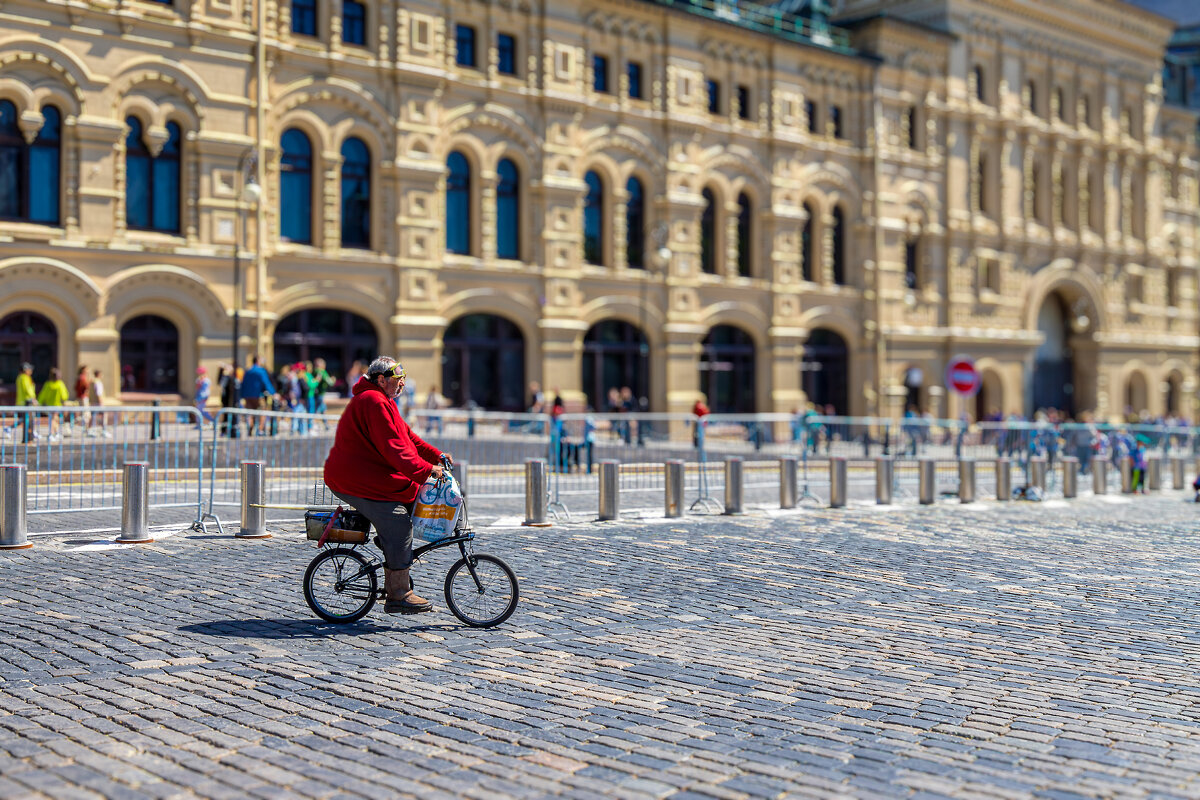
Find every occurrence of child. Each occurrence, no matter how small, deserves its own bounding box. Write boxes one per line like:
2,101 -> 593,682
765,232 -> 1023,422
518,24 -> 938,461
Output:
1131,441 -> 1148,493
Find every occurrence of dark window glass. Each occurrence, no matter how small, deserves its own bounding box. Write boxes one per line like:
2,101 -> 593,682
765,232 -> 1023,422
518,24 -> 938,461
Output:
625,176 -> 644,269
442,314 -> 525,411
736,193 -> 751,278
125,117 -> 153,231
802,329 -> 848,416
152,122 -> 181,233
273,309 -> 378,395
801,203 -> 814,281
497,33 -> 516,75
593,55 -> 609,93
831,106 -> 843,139
700,325 -> 755,413
446,151 -> 472,255
700,188 -> 716,274
496,158 -> 519,259
627,62 -> 642,99
707,80 -> 720,114
1026,81 -> 1037,114
343,0 -> 366,46
906,106 -> 918,149
582,320 -> 648,413
0,311 -> 57,405
0,101 -> 20,220
29,106 -> 60,225
340,137 -> 370,248
456,24 -> 476,67
905,238 -> 918,289
737,85 -> 750,120
583,170 -> 604,265
973,66 -> 985,102
805,100 -> 817,133
292,0 -> 317,36
831,207 -> 846,285
280,128 -> 313,244
119,314 -> 179,393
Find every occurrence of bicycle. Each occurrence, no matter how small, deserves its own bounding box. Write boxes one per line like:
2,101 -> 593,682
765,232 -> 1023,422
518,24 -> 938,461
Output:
302,459 -> 519,627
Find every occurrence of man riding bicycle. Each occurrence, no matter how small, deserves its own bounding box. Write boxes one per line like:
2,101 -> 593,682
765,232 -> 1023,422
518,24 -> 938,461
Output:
324,356 -> 450,615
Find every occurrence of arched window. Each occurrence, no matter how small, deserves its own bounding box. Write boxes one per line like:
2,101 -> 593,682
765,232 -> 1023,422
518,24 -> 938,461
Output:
802,329 -> 848,415
343,0 -> 367,46
700,188 -> 716,274
582,320 -> 648,412
625,177 -> 645,269
496,158 -> 519,260
340,137 -> 370,248
972,66 -> 986,102
801,202 -> 815,281
119,315 -> 179,393
292,0 -> 317,35
273,309 -> 378,394
905,235 -> 919,289
125,117 -> 181,233
1024,81 -> 1037,115
0,311 -> 57,405
583,170 -> 604,265
699,325 -> 755,413
904,106 -> 918,150
1052,87 -> 1064,121
446,151 -> 471,255
736,193 -> 752,278
442,314 -> 525,411
280,129 -> 313,244
0,101 -> 61,225
831,206 -> 846,285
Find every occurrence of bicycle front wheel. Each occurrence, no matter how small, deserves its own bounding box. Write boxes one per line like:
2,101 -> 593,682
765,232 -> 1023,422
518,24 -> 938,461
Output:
444,553 -> 519,627
304,548 -> 378,623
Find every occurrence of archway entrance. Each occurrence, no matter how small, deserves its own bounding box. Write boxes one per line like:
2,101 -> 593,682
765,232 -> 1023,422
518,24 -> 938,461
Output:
975,370 -> 1003,422
699,325 -> 755,414
582,320 -> 648,412
442,314 -> 525,411
0,311 -> 57,405
274,309 -> 378,395
119,315 -> 179,393
801,328 -> 847,414
1030,293 -> 1074,416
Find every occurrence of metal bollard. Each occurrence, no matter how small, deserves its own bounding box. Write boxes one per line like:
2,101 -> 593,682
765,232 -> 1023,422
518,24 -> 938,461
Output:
918,458 -> 935,504
238,461 -> 270,538
996,457 -> 1011,502
875,457 -> 893,504
665,459 -> 685,518
1062,457 -> 1078,499
523,459 -> 551,526
780,456 -> 797,509
119,462 -> 154,543
150,397 -> 161,441
829,456 -> 847,508
1093,459 -> 1108,495
1120,456 -> 1133,493
1172,456 -> 1184,491
1148,457 -> 1161,492
959,460 -> 976,504
0,465 -> 30,550
598,460 -> 619,521
1030,458 -> 1047,491
724,457 -> 744,515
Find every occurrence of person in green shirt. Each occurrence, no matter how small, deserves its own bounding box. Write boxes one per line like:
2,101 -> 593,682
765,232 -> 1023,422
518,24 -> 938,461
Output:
14,362 -> 37,442
36,367 -> 70,440
312,358 -> 336,429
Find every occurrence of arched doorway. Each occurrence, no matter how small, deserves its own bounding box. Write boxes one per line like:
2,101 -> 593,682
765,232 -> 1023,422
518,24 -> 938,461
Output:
582,320 -> 648,411
801,328 -> 847,414
976,370 -> 1003,423
1165,372 -> 1182,416
0,311 -> 57,405
442,314 -> 525,411
1126,371 -> 1148,416
1030,293 -> 1074,416
699,325 -> 755,414
119,315 -> 179,393
274,309 -> 378,395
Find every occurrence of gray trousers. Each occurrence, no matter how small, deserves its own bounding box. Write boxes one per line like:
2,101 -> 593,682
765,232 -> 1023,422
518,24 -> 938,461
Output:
332,492 -> 414,570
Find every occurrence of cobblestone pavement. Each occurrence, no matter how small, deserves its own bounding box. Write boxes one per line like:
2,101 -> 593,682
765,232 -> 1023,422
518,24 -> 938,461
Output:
2,495 -> 1200,799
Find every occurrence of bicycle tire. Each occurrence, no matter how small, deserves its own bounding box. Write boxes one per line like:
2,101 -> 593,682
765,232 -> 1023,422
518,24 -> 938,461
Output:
304,547 -> 378,623
443,553 -> 519,628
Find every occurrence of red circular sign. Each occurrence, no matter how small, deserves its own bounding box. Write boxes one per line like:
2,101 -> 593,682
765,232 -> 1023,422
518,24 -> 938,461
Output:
946,359 -> 980,396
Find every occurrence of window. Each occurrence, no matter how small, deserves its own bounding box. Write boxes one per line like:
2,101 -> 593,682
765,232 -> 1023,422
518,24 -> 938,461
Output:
582,321 -> 648,413
340,137 -> 370,248
280,129 -> 313,244
707,80 -> 720,114
1024,81 -> 1037,115
292,0 -> 316,36
446,151 -> 471,255
830,106 -> 843,139
904,106 -> 918,150
343,0 -> 366,46
1052,87 -> 1063,121
736,193 -> 751,278
805,100 -> 818,133
0,101 -> 61,225
801,202 -> 815,282
442,314 -> 526,411
700,188 -> 716,275
583,170 -> 604,264
831,207 -> 845,285
737,85 -> 750,120
125,117 -> 181,234
972,66 -> 985,102
496,158 -> 519,259
119,315 -> 179,393
593,55 -> 609,93
274,310 -> 378,396
974,151 -> 987,214
626,177 -> 645,268
497,33 -> 516,75
627,62 -> 643,100
455,24 -> 476,67
905,237 -> 919,289
700,325 -> 755,414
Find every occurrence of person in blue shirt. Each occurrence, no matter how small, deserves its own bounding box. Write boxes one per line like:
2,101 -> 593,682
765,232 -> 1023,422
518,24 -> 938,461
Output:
239,355 -> 277,436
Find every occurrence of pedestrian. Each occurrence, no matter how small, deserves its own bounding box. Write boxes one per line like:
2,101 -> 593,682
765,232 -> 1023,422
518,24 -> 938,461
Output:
74,366 -> 90,431
238,356 -> 277,436
425,385 -> 444,435
16,362 -> 37,442
218,364 -> 239,438
312,357 -> 335,424
1132,439 -> 1148,493
87,369 -> 110,437
692,394 -> 710,449
37,367 -> 69,441
194,366 -> 215,424
345,359 -> 365,392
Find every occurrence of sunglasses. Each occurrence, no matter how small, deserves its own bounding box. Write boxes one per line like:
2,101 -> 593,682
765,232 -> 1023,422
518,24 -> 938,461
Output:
373,365 -> 405,380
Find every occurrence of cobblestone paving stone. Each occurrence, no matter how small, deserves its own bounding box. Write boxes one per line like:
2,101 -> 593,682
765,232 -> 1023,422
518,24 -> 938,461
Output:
2,495 -> 1200,798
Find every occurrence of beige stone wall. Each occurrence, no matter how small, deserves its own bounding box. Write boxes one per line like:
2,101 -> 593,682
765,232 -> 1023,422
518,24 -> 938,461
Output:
0,0 -> 1196,419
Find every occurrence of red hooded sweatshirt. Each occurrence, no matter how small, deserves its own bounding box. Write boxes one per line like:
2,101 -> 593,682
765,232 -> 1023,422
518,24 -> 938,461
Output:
323,376 -> 442,503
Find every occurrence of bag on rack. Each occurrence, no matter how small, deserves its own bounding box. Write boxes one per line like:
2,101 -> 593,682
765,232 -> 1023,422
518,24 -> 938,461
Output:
412,475 -> 463,543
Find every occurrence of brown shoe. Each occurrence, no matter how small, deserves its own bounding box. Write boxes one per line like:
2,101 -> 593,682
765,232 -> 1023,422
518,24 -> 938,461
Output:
384,568 -> 433,614
385,594 -> 434,614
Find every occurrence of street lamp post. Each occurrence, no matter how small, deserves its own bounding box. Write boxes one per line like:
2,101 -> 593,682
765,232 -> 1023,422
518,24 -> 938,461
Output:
229,149 -> 260,430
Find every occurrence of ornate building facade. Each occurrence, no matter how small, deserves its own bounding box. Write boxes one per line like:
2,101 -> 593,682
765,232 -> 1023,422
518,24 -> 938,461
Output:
0,0 -> 1196,419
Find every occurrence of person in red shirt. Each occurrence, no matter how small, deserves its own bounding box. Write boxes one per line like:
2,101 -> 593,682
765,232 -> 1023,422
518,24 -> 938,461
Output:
324,356 -> 451,615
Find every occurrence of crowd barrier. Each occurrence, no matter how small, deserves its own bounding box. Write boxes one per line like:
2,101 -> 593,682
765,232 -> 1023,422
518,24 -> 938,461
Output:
2,406 -> 1200,536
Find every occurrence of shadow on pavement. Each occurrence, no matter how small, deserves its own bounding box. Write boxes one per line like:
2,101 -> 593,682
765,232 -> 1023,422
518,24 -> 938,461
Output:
179,618 -> 393,638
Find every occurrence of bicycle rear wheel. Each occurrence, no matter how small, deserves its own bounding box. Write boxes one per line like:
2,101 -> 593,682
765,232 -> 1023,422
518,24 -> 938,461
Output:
304,547 -> 378,623
443,553 -> 518,627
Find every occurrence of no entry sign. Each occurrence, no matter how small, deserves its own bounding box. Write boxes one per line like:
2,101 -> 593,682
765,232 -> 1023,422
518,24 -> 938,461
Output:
945,358 -> 981,396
